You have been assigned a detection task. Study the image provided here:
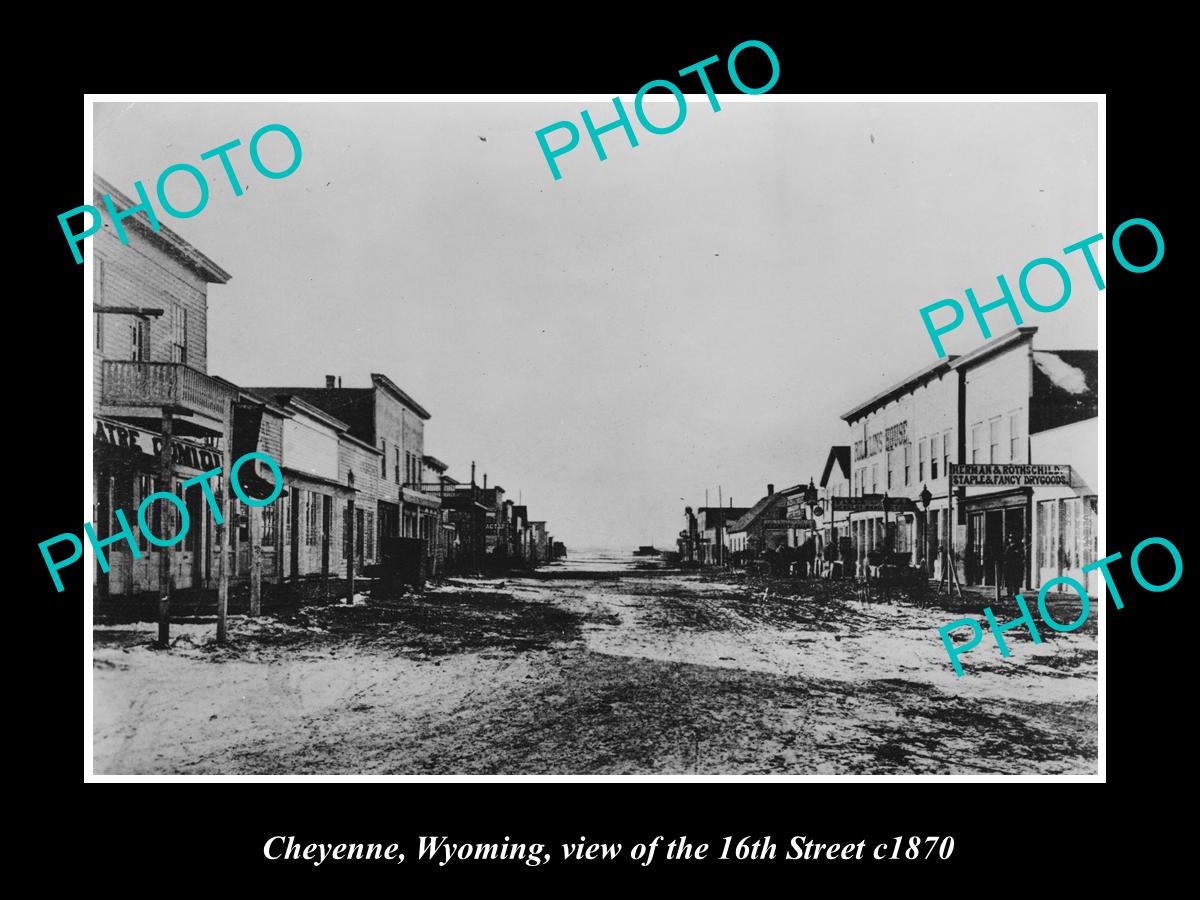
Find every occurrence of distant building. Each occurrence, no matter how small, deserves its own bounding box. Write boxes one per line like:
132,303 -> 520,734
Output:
726,485 -> 789,555
246,373 -> 445,579
694,506 -> 749,566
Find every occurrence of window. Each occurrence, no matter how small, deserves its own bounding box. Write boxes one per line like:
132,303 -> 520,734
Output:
355,508 -> 365,560
903,443 -> 911,486
918,440 -> 926,481
1037,499 -> 1059,576
171,304 -> 188,364
95,260 -> 105,351
1009,412 -> 1023,463
136,474 -> 154,551
380,440 -> 387,477
942,431 -> 951,477
971,424 -> 984,464
131,317 -> 148,362
395,447 -> 401,484
871,464 -> 878,493
988,417 -> 1001,463
886,450 -> 893,489
262,502 -> 276,545
365,510 -> 375,559
343,506 -> 352,558
1062,498 -> 1081,571
306,491 -> 321,546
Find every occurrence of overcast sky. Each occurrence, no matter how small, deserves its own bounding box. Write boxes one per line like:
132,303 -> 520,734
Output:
93,100 -> 1098,551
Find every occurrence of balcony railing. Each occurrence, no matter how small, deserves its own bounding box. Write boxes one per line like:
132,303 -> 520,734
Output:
101,361 -> 228,420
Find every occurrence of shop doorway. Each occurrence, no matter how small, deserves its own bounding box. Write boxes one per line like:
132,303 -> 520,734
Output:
321,495 -> 332,580
1004,506 -> 1027,590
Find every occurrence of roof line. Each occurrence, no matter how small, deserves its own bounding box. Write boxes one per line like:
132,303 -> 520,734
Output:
370,373 -> 431,420
840,358 -> 958,422
949,326 -> 1039,371
94,175 -> 233,284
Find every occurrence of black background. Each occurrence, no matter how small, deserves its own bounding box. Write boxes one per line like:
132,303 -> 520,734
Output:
24,23 -> 1183,886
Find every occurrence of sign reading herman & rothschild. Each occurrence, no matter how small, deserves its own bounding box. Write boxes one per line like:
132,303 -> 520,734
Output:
949,463 -> 1070,487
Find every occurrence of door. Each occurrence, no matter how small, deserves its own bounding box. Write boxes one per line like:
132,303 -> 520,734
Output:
1003,506 -> 1027,591
290,489 -> 301,578
321,494 -> 332,580
185,479 -> 204,589
967,511 -> 984,585
982,510 -> 1003,586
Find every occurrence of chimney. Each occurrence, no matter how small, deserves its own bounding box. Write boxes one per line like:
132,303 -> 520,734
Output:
325,375 -> 336,388
338,376 -> 343,388
767,484 -> 775,496
470,461 -> 476,486
483,473 -> 488,490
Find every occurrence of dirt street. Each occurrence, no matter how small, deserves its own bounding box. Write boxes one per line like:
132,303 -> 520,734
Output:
92,554 -> 1097,774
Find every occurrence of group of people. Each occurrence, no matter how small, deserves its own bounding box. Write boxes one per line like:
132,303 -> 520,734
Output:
731,533 -> 1026,593
731,541 -> 817,576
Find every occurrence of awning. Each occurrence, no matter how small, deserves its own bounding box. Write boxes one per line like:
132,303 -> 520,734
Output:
402,487 -> 442,510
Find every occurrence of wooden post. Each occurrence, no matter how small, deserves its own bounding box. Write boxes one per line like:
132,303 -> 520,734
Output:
216,399 -> 231,645
346,498 -> 355,604
249,502 -> 262,616
156,410 -> 174,649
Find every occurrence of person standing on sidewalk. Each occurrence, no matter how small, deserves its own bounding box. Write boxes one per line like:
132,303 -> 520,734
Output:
1003,535 -> 1024,597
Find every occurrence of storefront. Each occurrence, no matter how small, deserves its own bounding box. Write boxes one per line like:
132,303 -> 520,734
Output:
960,487 -> 1030,589
93,415 -> 224,597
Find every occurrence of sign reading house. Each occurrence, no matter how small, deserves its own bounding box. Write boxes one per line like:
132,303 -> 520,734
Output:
949,463 -> 1070,487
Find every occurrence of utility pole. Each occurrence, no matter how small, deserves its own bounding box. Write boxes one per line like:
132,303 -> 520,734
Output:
156,410 -> 174,649
717,486 -> 723,567
216,397 -> 231,644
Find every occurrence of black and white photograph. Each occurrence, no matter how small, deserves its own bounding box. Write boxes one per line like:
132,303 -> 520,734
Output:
83,96 -> 1101,777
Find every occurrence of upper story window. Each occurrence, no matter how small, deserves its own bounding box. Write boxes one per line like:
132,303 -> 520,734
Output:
903,443 -> 911,485
380,440 -> 387,477
971,424 -> 985,464
918,439 -> 927,481
1009,411 -> 1024,462
988,417 -> 1001,463
394,447 -> 401,484
95,259 -> 106,351
130,316 -> 148,362
171,304 -> 188,364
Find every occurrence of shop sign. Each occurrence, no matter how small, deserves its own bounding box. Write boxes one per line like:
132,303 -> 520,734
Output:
94,416 -> 223,471
949,463 -> 1070,487
832,494 -> 917,513
853,420 -> 908,461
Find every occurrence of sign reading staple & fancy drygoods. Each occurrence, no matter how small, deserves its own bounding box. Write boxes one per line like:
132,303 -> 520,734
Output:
949,463 -> 1070,487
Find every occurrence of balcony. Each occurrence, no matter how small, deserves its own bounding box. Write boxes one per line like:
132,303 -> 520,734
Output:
100,361 -> 230,433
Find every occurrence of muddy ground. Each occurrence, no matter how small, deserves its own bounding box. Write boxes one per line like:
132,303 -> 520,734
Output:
92,555 -> 1097,774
